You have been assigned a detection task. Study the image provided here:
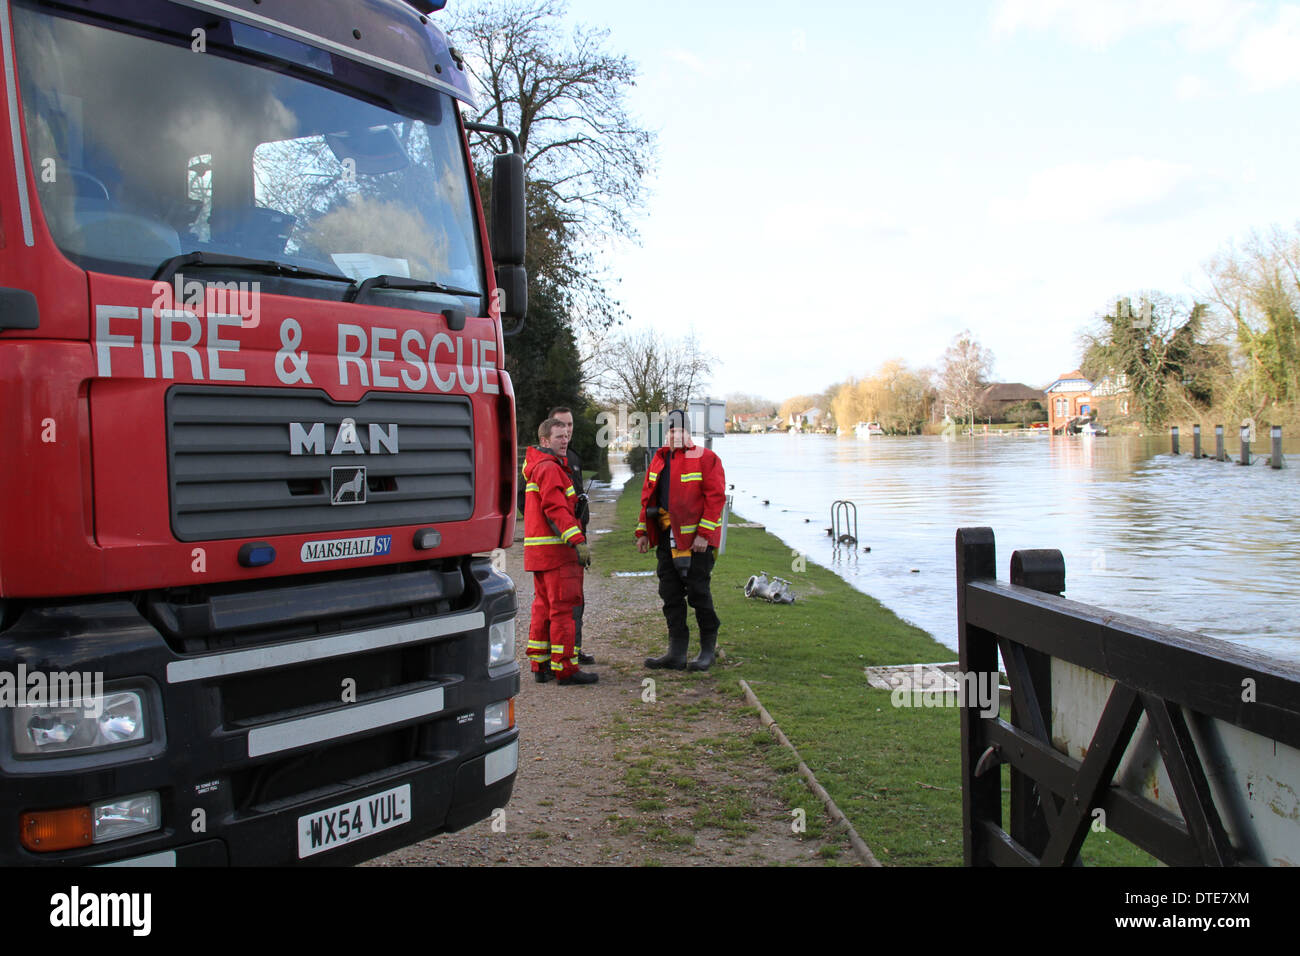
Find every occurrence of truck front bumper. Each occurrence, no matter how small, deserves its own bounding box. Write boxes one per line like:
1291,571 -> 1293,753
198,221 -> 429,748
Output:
0,558 -> 519,866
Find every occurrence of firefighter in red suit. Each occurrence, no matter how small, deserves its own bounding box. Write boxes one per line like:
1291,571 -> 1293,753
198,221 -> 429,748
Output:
635,409 -> 726,671
523,418 -> 597,686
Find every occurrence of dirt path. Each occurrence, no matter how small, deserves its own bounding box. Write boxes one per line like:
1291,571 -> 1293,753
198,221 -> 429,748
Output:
370,482 -> 852,867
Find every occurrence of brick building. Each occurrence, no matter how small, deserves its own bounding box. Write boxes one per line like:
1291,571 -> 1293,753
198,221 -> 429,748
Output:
1045,371 -> 1093,433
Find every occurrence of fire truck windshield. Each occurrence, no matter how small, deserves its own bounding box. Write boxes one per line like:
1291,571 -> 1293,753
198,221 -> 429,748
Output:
12,2 -> 485,309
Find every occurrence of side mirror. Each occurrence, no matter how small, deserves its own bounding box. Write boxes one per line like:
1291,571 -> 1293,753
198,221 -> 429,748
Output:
464,121 -> 528,334
491,153 -> 526,266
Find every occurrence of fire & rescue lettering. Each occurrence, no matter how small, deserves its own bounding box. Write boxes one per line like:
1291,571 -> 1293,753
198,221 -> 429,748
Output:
93,307 -> 500,395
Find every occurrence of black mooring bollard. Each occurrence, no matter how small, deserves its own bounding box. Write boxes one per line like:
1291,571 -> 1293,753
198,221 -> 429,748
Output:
1171,426 -> 1179,455
1216,425 -> 1225,462
1240,425 -> 1251,466
1193,424 -> 1201,459
1273,426 -> 1284,469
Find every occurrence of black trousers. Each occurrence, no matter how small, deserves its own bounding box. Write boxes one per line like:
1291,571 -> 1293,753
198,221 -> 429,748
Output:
656,540 -> 720,643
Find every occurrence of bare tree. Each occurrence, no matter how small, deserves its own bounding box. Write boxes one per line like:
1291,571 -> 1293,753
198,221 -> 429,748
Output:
939,331 -> 994,429
591,328 -> 714,424
723,392 -> 776,417
450,0 -> 655,330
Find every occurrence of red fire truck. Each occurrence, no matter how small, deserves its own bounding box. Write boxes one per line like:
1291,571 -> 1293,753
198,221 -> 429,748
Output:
0,0 -> 526,864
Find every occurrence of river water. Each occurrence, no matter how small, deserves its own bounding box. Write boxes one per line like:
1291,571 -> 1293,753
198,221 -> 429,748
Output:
699,432 -> 1300,663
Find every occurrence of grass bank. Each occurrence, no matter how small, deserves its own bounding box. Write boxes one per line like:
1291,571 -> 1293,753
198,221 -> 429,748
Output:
594,474 -> 1155,866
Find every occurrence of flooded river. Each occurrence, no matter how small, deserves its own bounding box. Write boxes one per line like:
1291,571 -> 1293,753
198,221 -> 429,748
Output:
694,432 -> 1300,662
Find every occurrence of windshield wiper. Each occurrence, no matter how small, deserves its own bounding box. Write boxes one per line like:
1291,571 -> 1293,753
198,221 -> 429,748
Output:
152,252 -> 357,287
347,274 -> 481,304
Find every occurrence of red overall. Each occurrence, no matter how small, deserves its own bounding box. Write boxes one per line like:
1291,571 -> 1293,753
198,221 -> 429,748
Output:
521,446 -> 586,677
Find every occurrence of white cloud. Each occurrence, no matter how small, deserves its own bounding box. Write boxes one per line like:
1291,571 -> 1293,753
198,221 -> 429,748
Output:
989,157 -> 1206,226
992,0 -> 1300,91
1232,5 -> 1300,88
1176,73 -> 1209,99
991,0 -> 1255,50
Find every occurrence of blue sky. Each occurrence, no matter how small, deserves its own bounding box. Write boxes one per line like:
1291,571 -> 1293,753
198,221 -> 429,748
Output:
555,0 -> 1300,399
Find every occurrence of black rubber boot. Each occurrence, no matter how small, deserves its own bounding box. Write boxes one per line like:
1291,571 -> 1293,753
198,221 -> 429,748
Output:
687,632 -> 717,672
575,604 -> 592,665
534,667 -> 554,684
557,669 -> 598,686
645,633 -> 688,670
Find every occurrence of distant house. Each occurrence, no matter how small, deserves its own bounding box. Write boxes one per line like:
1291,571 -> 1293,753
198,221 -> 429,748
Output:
1045,371 -> 1094,433
978,382 -> 1045,421
729,413 -> 783,433
789,407 -> 823,430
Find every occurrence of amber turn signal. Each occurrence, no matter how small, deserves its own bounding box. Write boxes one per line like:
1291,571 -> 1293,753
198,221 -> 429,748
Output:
20,806 -> 93,852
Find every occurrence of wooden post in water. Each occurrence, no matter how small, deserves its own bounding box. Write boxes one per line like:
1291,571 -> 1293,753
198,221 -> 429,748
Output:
1272,426 -> 1285,470
1193,424 -> 1201,459
1171,426 -> 1179,455
1215,425 -> 1225,462
1240,425 -> 1251,466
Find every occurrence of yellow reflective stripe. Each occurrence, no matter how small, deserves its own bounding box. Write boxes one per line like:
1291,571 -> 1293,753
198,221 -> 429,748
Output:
564,486 -> 576,497
525,482 -> 540,492
679,524 -> 697,534
679,475 -> 703,482
648,471 -> 658,481
525,536 -> 563,545
699,519 -> 719,530
560,526 -> 581,543
636,522 -> 646,531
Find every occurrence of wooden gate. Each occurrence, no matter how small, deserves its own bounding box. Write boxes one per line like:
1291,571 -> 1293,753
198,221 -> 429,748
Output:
957,527 -> 1300,866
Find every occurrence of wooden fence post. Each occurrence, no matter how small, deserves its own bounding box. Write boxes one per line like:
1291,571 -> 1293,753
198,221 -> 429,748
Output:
957,527 -> 999,866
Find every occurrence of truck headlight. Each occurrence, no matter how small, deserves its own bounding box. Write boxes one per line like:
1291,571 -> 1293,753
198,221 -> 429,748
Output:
92,792 -> 161,844
14,690 -> 149,757
488,619 -> 515,667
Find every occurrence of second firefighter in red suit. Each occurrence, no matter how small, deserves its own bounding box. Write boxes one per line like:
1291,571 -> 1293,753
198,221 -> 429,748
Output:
635,409 -> 726,671
522,418 -> 597,686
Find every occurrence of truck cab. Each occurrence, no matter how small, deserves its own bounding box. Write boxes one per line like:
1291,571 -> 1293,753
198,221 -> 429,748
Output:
0,0 -> 523,865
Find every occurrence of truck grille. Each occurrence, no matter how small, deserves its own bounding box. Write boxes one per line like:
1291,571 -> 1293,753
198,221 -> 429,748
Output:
166,386 -> 474,541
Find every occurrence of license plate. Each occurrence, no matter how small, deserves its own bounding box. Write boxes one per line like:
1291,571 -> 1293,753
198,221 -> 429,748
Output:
297,784 -> 411,859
